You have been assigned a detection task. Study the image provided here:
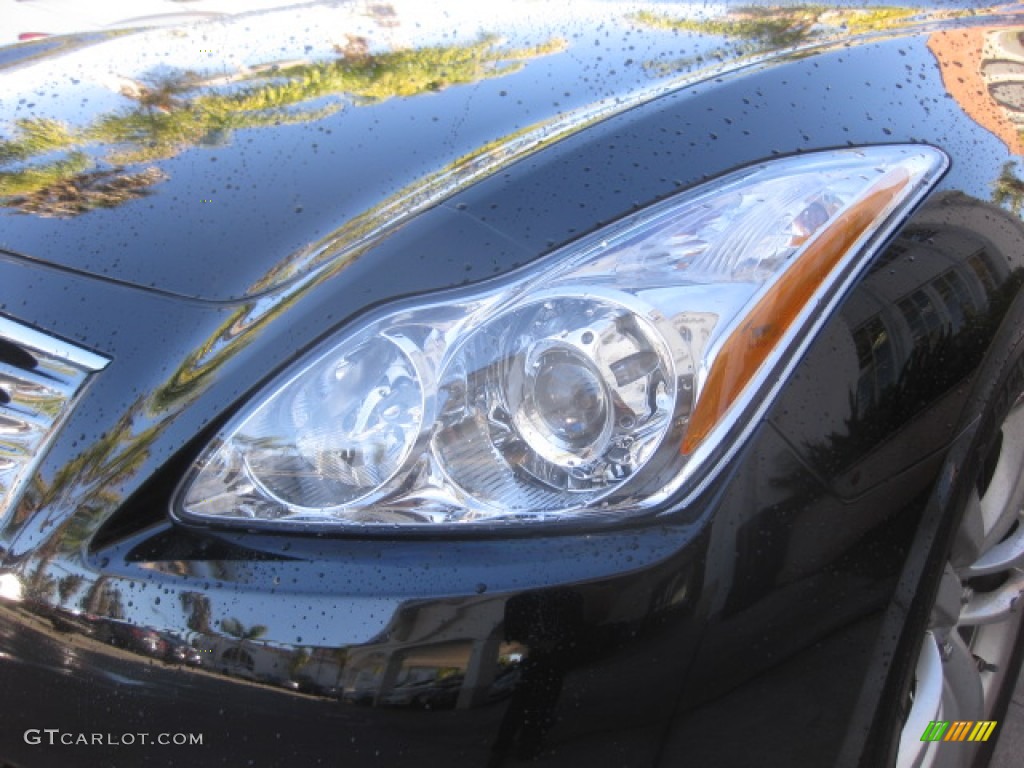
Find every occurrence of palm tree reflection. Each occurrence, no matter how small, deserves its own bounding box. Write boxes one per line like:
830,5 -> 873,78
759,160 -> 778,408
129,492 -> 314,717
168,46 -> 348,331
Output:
5,165 -> 165,218
631,5 -> 972,75
0,34 -> 564,216
994,160 -> 1024,215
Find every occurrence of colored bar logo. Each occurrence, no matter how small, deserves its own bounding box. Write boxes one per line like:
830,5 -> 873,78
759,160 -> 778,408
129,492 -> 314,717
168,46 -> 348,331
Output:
920,721 -> 997,742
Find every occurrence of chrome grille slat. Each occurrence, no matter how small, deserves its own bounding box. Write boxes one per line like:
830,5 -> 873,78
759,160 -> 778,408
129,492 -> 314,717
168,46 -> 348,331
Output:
0,316 -> 108,525
0,368 -> 74,422
0,359 -> 78,392
0,412 -> 43,433
0,317 -> 107,371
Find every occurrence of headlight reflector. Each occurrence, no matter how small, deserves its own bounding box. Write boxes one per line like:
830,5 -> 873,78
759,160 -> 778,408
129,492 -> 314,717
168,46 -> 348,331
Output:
434,293 -> 680,510
189,332 -> 427,513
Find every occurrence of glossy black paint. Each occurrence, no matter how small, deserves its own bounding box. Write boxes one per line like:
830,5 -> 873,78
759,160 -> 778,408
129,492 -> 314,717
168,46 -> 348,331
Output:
1,4 -> 1024,767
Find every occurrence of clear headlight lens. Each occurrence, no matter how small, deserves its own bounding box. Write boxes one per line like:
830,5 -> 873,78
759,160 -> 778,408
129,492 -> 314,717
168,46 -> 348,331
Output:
176,146 -> 946,530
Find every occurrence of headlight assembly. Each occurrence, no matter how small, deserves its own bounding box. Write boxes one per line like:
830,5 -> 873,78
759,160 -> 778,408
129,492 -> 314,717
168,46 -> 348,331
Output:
175,146 -> 946,531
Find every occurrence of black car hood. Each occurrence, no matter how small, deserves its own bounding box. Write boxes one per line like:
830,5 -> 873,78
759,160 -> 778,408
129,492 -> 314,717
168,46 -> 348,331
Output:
0,0 -> 999,302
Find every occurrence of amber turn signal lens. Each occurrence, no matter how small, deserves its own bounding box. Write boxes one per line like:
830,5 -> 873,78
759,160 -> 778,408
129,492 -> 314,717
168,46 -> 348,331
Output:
682,170 -> 909,454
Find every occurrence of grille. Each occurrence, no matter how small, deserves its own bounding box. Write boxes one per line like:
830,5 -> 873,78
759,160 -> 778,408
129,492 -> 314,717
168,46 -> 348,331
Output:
0,316 -> 108,524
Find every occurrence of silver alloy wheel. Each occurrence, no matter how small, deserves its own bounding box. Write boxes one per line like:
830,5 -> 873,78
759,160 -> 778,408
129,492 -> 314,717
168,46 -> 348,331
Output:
897,395 -> 1024,768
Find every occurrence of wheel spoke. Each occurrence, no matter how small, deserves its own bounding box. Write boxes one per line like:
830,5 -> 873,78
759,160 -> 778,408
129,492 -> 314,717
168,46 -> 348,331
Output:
896,632 -> 943,768
978,405 -> 1024,549
950,491 -> 985,571
941,629 -> 985,722
929,563 -> 964,630
963,517 -> 1024,577
959,569 -> 1024,626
